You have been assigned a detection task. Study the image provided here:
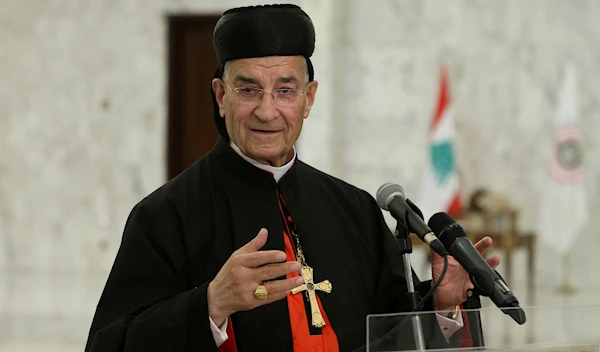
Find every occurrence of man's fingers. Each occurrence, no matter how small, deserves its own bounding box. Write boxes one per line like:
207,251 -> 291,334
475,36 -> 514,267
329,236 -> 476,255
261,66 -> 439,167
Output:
236,228 -> 269,255
472,237 -> 501,270
486,254 -> 501,269
261,291 -> 290,305
265,276 -> 305,297
473,236 -> 493,255
249,277 -> 304,310
239,250 -> 287,268
254,261 -> 302,282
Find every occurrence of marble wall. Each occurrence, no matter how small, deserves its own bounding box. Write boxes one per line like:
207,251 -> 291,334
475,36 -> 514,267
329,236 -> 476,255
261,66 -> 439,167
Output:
0,0 -> 299,349
334,0 -> 600,289
1,0 -> 599,350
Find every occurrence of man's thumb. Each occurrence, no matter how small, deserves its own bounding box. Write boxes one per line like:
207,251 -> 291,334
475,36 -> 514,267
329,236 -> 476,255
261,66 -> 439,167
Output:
238,228 -> 268,254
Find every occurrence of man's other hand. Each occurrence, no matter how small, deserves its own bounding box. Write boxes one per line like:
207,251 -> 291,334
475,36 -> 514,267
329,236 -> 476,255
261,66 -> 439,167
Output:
207,228 -> 304,326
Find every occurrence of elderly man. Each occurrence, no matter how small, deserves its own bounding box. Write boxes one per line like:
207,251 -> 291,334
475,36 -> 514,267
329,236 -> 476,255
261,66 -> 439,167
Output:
85,4 -> 499,352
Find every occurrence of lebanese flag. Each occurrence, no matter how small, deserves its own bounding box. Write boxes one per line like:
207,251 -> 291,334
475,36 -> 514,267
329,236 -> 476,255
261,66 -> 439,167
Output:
417,66 -> 463,220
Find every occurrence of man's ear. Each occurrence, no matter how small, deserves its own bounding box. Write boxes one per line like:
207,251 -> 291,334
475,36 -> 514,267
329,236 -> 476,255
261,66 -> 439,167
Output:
212,78 -> 226,118
303,80 -> 318,119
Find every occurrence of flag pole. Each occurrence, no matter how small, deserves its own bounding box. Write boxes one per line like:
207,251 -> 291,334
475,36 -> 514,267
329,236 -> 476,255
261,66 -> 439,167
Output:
556,251 -> 576,295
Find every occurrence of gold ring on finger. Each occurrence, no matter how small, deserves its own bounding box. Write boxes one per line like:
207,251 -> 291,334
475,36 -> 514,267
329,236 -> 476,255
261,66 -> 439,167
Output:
254,284 -> 269,300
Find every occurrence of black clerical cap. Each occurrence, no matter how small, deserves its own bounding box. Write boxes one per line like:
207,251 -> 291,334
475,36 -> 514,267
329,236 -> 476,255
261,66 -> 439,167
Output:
211,4 -> 316,138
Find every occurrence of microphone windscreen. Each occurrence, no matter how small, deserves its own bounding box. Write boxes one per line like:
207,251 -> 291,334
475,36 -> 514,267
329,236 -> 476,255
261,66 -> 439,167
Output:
428,212 -> 466,248
375,183 -> 405,211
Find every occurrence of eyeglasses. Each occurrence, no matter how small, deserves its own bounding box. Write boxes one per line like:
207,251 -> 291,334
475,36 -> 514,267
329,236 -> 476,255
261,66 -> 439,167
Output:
224,82 -> 307,107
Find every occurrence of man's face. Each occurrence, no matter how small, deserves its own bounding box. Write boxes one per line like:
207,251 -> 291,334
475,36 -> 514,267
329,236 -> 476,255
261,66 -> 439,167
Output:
212,56 -> 318,166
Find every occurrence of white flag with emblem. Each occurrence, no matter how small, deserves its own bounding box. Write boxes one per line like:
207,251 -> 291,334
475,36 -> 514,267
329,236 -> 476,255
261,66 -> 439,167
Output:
537,64 -> 588,254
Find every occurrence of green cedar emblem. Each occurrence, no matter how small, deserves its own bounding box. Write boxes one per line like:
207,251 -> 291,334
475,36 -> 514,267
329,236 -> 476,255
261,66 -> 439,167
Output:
430,141 -> 455,184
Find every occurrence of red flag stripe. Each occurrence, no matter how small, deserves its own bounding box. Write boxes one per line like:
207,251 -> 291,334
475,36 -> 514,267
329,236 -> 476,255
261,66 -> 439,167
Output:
446,192 -> 463,218
431,66 -> 450,132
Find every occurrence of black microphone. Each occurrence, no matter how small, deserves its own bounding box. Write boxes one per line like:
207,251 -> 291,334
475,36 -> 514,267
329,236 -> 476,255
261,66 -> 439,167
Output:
428,212 -> 526,325
376,183 -> 448,257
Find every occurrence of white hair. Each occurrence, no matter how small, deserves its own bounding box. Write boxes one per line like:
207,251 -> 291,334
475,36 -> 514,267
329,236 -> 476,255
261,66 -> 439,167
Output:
222,58 -> 309,83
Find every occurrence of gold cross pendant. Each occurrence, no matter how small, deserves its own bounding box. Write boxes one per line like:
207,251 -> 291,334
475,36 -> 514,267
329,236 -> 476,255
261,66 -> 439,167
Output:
291,265 -> 332,328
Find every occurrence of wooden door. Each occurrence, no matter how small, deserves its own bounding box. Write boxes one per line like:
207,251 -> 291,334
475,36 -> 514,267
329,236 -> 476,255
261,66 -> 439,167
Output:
167,15 -> 222,179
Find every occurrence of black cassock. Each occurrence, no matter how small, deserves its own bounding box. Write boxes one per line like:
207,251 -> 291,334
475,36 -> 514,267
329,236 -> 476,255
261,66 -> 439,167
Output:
85,137 -> 451,352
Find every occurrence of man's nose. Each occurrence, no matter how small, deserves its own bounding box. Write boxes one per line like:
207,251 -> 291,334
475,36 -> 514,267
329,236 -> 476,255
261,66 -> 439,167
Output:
254,93 -> 279,121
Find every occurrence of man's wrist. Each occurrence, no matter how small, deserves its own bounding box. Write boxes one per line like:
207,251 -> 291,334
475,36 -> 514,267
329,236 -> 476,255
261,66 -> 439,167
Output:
436,305 -> 460,319
207,281 -> 227,327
